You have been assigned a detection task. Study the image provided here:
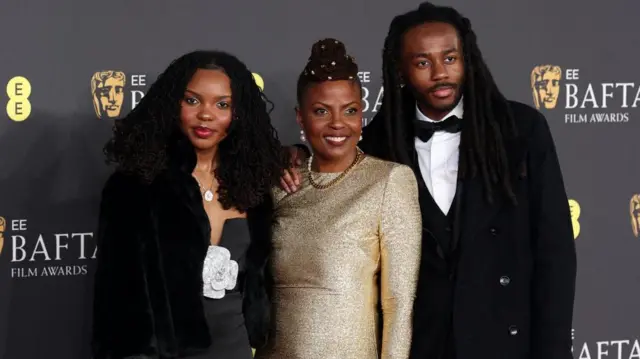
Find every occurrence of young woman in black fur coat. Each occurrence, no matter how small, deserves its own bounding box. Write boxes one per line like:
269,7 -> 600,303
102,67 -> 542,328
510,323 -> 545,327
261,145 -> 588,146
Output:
91,50 -> 288,359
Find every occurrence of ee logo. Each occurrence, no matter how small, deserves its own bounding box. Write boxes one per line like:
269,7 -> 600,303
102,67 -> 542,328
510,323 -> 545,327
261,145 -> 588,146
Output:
252,72 -> 264,92
568,199 -> 580,240
6,76 -> 32,122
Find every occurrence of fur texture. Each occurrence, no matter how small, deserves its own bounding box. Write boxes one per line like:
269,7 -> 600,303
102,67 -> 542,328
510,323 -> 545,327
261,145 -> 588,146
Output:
91,140 -> 273,359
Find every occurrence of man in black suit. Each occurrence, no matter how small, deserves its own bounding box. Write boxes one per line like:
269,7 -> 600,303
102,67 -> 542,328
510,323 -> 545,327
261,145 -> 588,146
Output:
282,2 -> 576,358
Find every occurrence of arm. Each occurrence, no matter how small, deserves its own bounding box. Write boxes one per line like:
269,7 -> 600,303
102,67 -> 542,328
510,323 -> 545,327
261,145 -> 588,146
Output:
528,114 -> 577,359
379,165 -> 422,359
91,173 -> 158,359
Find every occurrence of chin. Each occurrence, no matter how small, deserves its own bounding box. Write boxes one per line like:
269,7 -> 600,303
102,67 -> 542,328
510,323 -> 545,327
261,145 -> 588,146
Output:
315,141 -> 358,161
189,137 -> 218,151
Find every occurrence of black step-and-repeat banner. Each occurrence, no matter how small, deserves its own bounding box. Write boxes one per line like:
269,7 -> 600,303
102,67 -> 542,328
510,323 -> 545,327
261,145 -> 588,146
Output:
1,1 -> 639,358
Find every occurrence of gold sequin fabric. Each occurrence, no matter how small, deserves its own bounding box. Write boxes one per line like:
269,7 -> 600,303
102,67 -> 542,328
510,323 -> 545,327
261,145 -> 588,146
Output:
255,156 -> 422,359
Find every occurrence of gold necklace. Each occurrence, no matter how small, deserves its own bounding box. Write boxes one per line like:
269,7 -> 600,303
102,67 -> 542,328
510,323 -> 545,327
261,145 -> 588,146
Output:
307,148 -> 364,189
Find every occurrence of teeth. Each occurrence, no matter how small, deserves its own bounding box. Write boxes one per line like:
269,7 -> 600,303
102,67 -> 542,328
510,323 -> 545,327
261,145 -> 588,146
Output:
325,136 -> 347,142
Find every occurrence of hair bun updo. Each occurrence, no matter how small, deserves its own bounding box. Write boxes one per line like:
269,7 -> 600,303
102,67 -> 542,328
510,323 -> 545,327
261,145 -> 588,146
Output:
301,38 -> 359,81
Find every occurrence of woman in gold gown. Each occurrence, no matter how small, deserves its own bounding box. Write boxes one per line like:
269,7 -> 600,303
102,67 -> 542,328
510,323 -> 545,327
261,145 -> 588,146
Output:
254,39 -> 422,359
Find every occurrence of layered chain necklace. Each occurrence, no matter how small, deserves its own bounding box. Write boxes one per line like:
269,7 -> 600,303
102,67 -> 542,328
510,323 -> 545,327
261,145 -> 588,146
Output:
307,147 -> 364,189
193,172 -> 215,202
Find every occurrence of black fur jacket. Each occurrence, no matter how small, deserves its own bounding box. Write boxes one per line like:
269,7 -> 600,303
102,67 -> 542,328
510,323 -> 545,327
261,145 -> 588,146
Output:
91,144 -> 273,359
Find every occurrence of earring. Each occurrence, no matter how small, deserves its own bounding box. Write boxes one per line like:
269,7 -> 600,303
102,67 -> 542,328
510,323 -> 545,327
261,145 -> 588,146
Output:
359,134 -> 363,142
300,130 -> 306,142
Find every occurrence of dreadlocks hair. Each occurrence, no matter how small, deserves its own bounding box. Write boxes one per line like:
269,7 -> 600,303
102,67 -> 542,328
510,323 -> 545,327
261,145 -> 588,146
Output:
377,1 -> 518,204
296,38 -> 362,105
103,50 -> 288,212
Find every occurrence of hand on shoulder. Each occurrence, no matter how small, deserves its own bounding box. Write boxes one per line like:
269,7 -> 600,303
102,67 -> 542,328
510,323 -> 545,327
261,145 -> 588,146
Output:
279,145 -> 310,194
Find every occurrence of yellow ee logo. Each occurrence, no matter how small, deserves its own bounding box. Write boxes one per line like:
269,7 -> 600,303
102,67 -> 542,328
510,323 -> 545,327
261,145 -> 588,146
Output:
252,72 -> 264,91
568,199 -> 580,240
6,76 -> 32,122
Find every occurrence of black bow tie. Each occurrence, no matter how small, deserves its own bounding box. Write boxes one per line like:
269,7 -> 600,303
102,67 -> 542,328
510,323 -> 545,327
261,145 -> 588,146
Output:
414,115 -> 462,142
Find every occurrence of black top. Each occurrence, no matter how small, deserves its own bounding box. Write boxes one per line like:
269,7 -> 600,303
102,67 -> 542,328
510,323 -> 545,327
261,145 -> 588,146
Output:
189,218 -> 253,359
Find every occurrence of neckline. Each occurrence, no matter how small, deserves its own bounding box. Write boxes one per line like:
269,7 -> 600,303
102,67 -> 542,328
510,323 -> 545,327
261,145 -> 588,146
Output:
308,155 -> 367,175
209,217 -> 248,247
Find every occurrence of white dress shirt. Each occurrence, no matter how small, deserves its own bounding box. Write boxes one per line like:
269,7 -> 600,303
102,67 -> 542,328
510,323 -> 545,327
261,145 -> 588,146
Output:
414,99 -> 463,215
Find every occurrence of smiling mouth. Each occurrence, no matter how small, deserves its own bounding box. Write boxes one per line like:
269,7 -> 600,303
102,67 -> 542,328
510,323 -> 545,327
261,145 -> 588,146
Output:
324,136 -> 348,145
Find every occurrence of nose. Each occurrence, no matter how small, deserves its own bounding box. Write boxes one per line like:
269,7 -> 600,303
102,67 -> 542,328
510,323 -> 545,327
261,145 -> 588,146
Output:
197,105 -> 214,121
328,113 -> 346,129
431,60 -> 449,81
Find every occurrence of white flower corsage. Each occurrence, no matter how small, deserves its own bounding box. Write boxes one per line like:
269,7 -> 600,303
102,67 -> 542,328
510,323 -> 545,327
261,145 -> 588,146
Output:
202,245 -> 238,299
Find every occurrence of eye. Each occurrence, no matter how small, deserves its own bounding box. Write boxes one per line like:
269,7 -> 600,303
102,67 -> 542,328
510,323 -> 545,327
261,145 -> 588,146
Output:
184,97 -> 199,105
444,56 -> 457,63
313,108 -> 328,115
345,107 -> 358,115
416,60 -> 430,68
217,101 -> 230,109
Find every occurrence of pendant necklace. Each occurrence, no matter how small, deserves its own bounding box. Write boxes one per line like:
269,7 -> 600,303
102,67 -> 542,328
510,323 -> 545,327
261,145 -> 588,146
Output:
194,174 -> 215,202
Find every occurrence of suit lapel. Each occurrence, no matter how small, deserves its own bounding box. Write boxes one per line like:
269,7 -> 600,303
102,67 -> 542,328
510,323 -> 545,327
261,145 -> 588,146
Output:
450,180 -> 463,254
456,136 -> 528,245
457,175 -> 499,245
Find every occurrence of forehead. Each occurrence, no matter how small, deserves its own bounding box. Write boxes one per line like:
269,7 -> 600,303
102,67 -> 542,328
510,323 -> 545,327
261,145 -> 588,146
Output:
187,69 -> 231,93
401,22 -> 461,55
304,80 -> 360,103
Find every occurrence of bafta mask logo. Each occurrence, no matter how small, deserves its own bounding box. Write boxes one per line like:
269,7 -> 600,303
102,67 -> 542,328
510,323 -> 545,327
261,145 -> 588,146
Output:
568,199 -> 580,240
91,71 -> 126,119
531,65 -> 562,110
0,216 -> 5,255
630,194 -> 640,238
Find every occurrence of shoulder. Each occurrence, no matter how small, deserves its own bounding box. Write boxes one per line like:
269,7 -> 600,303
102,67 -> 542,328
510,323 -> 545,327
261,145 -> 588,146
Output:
100,171 -> 151,210
362,156 -> 418,190
507,100 -> 552,140
270,163 -> 306,207
103,170 -> 145,190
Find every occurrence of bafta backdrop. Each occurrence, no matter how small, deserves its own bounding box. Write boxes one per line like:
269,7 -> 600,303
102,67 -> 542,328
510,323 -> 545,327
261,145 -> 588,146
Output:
0,0 -> 639,358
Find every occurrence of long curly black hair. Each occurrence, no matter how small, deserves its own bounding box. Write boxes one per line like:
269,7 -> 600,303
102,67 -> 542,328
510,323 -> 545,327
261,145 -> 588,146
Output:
371,2 -> 518,204
104,50 -> 288,211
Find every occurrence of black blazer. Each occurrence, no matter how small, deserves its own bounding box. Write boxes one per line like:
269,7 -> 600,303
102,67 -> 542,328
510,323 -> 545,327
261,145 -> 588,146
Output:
361,100 -> 577,359
91,145 -> 273,359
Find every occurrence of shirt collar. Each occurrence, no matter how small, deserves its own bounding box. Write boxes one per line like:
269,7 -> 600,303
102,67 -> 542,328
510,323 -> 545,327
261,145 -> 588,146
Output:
415,96 -> 464,123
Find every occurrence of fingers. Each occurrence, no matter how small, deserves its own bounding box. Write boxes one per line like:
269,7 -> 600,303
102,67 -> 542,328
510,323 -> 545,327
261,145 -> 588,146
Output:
280,169 -> 300,193
292,167 -> 302,187
280,177 -> 292,193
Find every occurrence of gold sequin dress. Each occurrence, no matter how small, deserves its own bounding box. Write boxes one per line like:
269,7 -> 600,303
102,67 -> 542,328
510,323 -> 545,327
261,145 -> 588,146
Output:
255,155 -> 422,359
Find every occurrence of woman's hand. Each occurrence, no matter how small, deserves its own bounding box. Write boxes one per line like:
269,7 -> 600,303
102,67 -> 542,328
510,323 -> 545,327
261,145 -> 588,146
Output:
280,146 -> 308,193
